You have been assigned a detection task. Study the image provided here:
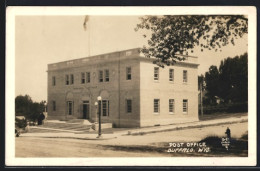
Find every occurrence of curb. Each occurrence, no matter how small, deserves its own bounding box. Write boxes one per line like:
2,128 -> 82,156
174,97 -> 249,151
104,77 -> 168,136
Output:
20,134 -> 117,140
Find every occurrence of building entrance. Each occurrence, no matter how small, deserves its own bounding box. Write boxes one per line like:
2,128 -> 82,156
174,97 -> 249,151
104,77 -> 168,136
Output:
83,101 -> 90,119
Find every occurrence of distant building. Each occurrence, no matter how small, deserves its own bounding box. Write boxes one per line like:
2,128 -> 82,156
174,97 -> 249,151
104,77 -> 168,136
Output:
47,48 -> 199,128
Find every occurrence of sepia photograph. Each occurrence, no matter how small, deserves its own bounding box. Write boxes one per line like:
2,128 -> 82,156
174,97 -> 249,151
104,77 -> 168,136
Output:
5,6 -> 256,166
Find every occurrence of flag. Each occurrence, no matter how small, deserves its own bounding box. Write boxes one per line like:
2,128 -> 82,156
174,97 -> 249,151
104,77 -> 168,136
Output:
83,15 -> 89,31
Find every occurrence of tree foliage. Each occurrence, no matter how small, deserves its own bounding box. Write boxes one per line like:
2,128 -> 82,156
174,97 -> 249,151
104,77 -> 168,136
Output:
135,15 -> 248,66
204,53 -> 248,104
15,95 -> 45,121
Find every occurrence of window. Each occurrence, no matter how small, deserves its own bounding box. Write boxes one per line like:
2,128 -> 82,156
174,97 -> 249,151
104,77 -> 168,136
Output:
86,72 -> 90,83
154,99 -> 160,113
101,100 -> 109,116
70,74 -> 74,84
65,75 -> 69,85
81,73 -> 85,84
105,70 -> 109,82
183,99 -> 188,113
183,70 -> 188,83
52,76 -> 56,86
169,99 -> 175,113
67,101 -> 73,115
154,67 -> 159,81
99,71 -> 103,82
52,101 -> 56,111
126,67 -> 131,80
126,99 -> 132,113
169,69 -> 174,82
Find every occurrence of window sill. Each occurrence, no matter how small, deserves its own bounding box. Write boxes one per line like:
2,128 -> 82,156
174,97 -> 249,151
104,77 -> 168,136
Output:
169,112 -> 175,115
153,112 -> 160,115
154,80 -> 159,83
182,112 -> 188,114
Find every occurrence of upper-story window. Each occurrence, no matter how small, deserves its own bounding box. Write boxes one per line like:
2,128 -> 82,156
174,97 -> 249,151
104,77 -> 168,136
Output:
70,74 -> 74,84
183,70 -> 188,83
126,67 -> 131,80
52,76 -> 56,86
169,69 -> 174,82
99,71 -> 103,82
105,70 -> 109,82
86,72 -> 90,83
81,73 -> 85,84
154,67 -> 159,81
65,75 -> 69,85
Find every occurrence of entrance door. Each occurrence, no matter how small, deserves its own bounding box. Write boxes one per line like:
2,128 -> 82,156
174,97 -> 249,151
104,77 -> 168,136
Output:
83,101 -> 90,119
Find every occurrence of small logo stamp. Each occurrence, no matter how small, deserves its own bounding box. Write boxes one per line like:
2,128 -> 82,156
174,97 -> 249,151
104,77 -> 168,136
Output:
221,137 -> 230,150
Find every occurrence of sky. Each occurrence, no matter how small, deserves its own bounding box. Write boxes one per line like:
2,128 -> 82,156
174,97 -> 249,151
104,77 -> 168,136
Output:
15,16 -> 248,102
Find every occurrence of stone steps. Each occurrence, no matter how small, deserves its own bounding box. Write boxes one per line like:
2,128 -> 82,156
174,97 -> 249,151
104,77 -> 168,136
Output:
28,119 -> 112,133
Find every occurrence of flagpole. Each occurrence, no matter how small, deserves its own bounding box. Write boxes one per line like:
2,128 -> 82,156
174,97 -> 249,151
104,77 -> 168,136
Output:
83,15 -> 91,57
88,16 -> 90,57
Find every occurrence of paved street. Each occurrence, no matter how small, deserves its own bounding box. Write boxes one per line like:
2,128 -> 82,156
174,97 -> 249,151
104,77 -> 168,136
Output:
16,122 -> 247,157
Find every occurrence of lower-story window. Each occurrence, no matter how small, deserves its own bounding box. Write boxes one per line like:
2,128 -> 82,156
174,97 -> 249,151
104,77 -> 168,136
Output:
183,99 -> 188,113
101,100 -> 109,116
154,99 -> 160,113
52,101 -> 56,111
169,99 -> 174,113
126,99 -> 132,113
67,101 -> 73,115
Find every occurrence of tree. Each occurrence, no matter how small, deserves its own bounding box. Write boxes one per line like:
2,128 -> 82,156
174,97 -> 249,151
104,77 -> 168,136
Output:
135,15 -> 248,66
15,95 -> 33,116
15,95 -> 45,122
204,65 -> 220,104
198,74 -> 205,91
218,53 -> 248,102
204,53 -> 248,104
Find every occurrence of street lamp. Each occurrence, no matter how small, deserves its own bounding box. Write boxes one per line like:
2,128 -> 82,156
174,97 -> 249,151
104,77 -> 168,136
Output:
97,96 -> 102,138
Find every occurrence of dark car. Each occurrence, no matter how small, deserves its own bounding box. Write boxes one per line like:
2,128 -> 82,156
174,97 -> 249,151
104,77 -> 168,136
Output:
15,127 -> 20,137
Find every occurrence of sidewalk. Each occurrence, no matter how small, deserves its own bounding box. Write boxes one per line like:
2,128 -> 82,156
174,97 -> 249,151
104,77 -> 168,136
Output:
20,114 -> 247,140
120,115 -> 247,135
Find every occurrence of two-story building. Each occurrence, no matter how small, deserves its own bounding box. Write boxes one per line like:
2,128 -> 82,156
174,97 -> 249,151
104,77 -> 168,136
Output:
47,48 -> 199,128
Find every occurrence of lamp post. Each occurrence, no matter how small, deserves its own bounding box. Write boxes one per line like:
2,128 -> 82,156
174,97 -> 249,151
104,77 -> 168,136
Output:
97,96 -> 102,138
94,101 -> 98,124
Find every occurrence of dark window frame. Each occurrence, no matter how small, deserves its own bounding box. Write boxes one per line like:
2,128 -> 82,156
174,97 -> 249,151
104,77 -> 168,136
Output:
99,70 -> 103,82
52,101 -> 56,111
105,70 -> 109,82
169,69 -> 174,82
126,99 -> 132,113
153,99 -> 160,113
154,67 -> 159,81
65,75 -> 69,85
126,67 -> 132,80
81,72 -> 85,84
86,72 -> 91,83
183,70 -> 188,83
